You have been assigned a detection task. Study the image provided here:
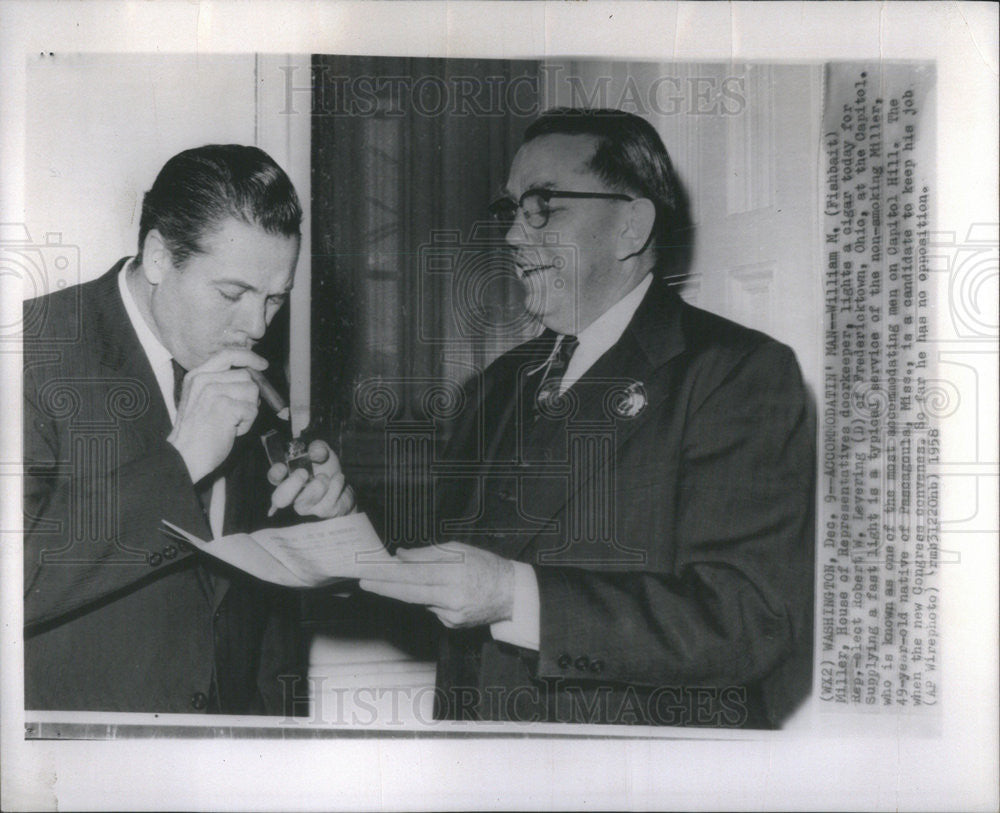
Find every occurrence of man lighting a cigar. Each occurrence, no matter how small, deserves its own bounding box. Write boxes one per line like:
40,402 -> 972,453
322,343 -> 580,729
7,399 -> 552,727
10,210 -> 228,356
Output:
23,144 -> 354,714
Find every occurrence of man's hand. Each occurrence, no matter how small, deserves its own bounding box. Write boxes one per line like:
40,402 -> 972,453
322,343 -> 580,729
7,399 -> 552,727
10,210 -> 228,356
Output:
358,542 -> 515,629
168,348 -> 267,484
266,439 -> 355,518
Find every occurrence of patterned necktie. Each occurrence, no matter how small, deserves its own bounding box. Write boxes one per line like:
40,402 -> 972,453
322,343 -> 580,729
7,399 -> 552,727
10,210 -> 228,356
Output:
171,359 -> 214,524
532,334 -> 578,419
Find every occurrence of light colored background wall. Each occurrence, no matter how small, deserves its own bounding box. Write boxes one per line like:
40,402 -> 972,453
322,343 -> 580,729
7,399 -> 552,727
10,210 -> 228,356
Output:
26,54 -> 258,274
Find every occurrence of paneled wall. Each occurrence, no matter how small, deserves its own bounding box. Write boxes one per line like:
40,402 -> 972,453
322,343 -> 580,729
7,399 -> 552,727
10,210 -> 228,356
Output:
310,56 -> 543,522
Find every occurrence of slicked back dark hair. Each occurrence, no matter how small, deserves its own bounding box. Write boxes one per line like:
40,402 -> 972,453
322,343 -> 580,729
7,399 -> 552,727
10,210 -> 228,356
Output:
136,144 -> 302,267
524,108 -> 691,273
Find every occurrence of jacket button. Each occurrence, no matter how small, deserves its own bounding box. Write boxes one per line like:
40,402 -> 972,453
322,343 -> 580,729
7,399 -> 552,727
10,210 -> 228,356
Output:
163,545 -> 178,559
557,654 -> 571,669
148,552 -> 162,567
190,691 -> 208,710
574,656 -> 589,671
589,659 -> 604,675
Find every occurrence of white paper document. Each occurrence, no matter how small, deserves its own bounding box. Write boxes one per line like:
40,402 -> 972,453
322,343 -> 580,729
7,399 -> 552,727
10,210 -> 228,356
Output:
160,512 -> 392,588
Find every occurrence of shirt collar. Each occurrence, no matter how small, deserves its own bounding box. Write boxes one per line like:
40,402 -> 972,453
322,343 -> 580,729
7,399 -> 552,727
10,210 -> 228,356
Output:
118,260 -> 177,419
558,273 -> 653,392
575,272 -> 653,351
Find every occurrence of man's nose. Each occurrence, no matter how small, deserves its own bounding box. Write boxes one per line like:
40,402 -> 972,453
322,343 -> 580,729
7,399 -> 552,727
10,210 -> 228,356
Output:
238,298 -> 269,341
505,218 -> 531,247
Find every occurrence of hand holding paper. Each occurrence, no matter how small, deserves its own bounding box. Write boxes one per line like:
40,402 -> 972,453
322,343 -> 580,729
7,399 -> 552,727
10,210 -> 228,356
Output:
357,541 -> 516,628
159,514 -> 512,627
161,512 -> 391,588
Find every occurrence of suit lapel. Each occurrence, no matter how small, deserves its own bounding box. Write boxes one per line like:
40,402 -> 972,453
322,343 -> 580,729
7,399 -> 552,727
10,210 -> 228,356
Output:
507,278 -> 688,562
92,265 -> 175,452
450,333 -> 556,527
92,262 -> 216,603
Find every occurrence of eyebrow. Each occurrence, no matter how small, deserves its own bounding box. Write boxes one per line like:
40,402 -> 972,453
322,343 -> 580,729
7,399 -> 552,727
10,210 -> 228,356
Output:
214,279 -> 292,296
499,180 -> 557,199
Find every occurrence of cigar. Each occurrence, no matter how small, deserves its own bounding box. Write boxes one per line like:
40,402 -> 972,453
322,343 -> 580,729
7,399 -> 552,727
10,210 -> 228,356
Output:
248,368 -> 290,421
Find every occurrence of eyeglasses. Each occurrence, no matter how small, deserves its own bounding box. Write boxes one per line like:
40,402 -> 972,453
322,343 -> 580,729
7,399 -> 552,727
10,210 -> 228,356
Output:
488,188 -> 635,230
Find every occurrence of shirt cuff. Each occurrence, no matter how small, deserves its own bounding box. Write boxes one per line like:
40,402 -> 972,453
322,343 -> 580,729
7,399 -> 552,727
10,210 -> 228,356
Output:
490,561 -> 540,651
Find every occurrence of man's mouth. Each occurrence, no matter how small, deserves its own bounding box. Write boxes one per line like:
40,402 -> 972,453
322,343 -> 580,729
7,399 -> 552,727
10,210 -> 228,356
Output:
516,263 -> 555,280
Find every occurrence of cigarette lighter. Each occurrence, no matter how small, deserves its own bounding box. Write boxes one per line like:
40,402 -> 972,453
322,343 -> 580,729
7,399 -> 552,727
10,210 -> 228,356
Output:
261,429 -> 314,476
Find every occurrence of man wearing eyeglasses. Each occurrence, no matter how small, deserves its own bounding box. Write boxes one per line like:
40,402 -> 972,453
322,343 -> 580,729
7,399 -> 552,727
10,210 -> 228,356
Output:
358,108 -> 815,728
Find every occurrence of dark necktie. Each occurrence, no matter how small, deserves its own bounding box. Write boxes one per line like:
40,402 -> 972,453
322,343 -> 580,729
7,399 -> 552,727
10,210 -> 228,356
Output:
532,334 -> 578,419
171,358 -> 186,408
171,359 -> 214,526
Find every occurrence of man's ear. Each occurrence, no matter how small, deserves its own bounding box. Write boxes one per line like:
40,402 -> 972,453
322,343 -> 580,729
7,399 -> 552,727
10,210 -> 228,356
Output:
139,230 -> 173,285
617,198 -> 657,261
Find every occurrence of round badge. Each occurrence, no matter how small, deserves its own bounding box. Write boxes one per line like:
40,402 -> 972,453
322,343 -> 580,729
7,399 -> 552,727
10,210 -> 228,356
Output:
611,381 -> 647,419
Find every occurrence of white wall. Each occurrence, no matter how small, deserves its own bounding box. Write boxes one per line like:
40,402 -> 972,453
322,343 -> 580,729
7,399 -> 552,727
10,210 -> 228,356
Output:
24,52 -> 314,429
25,54 -> 258,279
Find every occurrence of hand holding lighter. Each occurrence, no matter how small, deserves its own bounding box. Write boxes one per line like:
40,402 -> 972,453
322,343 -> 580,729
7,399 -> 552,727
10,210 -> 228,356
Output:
252,367 -> 313,477
261,430 -> 314,476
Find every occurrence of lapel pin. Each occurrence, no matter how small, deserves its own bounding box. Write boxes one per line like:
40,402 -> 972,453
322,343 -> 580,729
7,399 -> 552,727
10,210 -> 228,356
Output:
611,381 -> 647,419
536,380 -> 575,419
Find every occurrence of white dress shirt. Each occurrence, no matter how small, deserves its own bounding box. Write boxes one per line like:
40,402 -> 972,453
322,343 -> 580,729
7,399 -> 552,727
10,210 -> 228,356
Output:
491,272 -> 653,649
118,262 -> 226,539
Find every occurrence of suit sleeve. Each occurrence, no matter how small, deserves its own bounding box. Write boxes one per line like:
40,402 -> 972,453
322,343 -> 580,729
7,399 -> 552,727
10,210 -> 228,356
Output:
533,341 -> 815,689
23,369 -> 206,630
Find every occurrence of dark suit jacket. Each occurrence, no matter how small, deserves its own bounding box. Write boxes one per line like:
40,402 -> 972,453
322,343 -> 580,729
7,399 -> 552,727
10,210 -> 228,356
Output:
434,276 -> 815,728
22,262 -> 305,714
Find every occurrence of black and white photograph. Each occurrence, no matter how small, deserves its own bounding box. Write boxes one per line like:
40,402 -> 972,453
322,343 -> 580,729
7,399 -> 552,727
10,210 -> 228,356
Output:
1,2 -> 997,810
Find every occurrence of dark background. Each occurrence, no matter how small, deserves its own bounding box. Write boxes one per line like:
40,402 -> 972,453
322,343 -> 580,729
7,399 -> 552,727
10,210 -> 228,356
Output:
305,56 -> 544,651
